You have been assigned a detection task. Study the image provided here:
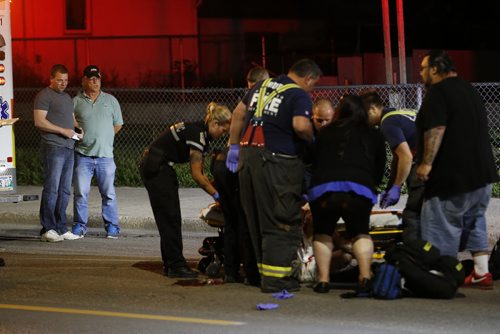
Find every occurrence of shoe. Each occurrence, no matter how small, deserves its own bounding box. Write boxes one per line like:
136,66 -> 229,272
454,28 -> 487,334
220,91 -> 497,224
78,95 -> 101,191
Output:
463,271 -> 493,290
313,282 -> 330,293
166,266 -> 199,278
106,225 -> 120,239
341,278 -> 373,298
72,224 -> 87,237
261,278 -> 300,293
61,231 -> 83,240
244,277 -> 261,287
40,230 -> 64,242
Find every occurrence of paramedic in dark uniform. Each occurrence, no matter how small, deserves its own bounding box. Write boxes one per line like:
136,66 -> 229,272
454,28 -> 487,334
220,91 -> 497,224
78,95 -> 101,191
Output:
361,91 -> 422,242
226,59 -> 322,293
140,103 -> 231,278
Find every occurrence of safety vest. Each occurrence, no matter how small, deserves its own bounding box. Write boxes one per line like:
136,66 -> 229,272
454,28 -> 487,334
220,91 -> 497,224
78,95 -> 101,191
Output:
240,78 -> 300,147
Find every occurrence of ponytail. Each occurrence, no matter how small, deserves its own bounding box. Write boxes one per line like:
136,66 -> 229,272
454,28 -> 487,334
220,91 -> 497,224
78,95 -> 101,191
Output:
204,102 -> 231,125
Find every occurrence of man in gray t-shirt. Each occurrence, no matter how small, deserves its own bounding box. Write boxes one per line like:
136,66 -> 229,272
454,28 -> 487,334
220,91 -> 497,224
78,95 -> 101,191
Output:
34,64 -> 83,243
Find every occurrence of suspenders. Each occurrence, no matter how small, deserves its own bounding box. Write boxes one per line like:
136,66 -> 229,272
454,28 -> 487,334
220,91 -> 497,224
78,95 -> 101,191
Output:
240,79 -> 300,147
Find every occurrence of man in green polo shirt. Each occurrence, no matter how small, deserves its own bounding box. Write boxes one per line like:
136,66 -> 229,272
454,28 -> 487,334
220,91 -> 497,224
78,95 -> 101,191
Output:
72,65 -> 124,239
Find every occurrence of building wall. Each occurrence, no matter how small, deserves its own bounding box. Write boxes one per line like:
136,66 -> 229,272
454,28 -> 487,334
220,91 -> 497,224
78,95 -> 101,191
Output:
10,0 -> 199,87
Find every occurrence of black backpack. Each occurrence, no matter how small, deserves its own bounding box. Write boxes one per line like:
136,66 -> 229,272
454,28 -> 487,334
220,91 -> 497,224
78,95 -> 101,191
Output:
489,238 -> 500,280
384,239 -> 465,299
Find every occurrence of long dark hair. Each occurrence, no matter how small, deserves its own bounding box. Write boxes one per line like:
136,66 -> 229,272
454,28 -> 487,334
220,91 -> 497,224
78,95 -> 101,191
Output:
331,95 -> 368,129
324,95 -> 368,160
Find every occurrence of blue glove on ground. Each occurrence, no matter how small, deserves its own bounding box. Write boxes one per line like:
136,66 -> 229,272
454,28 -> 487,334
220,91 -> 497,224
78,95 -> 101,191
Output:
379,185 -> 401,209
226,144 -> 240,173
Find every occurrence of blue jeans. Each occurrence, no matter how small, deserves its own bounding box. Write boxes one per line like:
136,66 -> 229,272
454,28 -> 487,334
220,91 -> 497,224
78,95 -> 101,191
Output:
39,144 -> 74,234
73,153 -> 119,235
421,184 -> 492,257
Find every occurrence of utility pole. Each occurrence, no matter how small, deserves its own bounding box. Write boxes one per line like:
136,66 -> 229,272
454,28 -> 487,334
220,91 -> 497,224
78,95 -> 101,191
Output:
381,0 -> 393,84
396,0 -> 407,83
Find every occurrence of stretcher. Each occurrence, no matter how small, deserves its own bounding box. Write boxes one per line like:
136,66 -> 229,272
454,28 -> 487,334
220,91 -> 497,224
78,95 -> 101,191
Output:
199,203 -> 403,278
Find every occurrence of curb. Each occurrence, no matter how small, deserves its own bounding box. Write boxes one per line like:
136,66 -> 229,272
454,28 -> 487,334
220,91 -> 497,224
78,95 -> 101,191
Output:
0,213 -> 214,233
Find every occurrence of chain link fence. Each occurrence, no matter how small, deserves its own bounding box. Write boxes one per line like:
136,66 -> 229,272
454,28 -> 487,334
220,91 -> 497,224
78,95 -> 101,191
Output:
12,83 -> 500,186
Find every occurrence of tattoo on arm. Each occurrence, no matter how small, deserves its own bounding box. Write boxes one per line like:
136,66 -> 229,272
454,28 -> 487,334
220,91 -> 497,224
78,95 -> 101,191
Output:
422,126 -> 446,165
190,149 -> 214,194
189,150 -> 203,164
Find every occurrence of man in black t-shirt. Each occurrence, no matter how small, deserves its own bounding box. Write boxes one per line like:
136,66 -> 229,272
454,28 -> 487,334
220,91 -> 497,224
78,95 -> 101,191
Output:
416,50 -> 499,290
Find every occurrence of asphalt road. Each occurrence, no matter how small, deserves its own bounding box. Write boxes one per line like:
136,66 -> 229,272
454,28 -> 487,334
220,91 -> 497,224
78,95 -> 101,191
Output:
1,226 -> 500,334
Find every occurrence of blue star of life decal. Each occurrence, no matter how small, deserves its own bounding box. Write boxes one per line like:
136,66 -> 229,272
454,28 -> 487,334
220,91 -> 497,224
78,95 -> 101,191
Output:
0,96 -> 9,119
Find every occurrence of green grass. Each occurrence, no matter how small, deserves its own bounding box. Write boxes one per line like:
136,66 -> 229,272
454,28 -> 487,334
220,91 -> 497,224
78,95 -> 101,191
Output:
15,147 -> 212,188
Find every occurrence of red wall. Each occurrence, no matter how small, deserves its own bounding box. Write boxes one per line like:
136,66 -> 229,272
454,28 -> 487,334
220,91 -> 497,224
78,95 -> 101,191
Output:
10,0 -> 199,87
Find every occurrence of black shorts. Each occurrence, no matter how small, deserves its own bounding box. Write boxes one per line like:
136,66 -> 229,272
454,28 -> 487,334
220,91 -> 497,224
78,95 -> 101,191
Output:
310,191 -> 373,238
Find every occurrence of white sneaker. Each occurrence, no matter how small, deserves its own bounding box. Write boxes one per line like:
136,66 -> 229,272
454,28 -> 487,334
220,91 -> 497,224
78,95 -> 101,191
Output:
60,231 -> 83,240
41,230 -> 64,242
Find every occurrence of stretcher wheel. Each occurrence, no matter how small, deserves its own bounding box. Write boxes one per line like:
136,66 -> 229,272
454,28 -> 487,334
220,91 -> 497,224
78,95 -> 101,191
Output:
206,257 -> 222,278
197,256 -> 212,274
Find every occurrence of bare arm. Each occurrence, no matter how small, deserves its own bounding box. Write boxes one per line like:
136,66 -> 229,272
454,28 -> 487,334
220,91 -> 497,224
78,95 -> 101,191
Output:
292,115 -> 314,143
114,125 -> 122,134
228,101 -> 247,145
189,149 -> 217,196
416,126 -> 446,181
391,141 -> 413,186
34,109 -> 74,139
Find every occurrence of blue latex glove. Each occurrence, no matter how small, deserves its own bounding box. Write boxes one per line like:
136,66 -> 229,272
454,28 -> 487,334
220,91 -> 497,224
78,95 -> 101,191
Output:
379,185 -> 401,209
212,192 -> 220,202
256,303 -> 279,310
226,144 -> 240,173
272,290 -> 294,300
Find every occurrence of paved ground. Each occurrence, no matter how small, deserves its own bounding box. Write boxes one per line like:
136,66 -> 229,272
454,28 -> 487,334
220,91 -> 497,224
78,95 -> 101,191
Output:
1,231 -> 500,334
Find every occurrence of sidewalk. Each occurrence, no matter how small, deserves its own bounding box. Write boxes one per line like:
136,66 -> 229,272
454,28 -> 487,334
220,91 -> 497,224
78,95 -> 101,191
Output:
1,185 -> 499,245
0,186 -> 214,233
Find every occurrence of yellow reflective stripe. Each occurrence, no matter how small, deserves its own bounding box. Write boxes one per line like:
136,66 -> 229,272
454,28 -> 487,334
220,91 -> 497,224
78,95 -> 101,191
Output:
423,241 -> 433,252
254,80 -> 300,118
380,109 -> 417,124
260,263 -> 292,278
255,78 -> 272,118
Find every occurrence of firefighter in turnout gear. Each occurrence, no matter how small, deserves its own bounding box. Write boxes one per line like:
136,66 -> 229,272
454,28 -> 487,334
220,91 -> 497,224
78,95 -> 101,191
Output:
226,59 -> 322,292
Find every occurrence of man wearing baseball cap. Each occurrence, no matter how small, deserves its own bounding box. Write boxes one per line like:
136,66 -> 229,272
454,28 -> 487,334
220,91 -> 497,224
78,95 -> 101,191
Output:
72,65 -> 124,239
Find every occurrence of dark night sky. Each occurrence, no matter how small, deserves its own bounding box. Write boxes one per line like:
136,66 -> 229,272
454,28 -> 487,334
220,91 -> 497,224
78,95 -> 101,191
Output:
198,0 -> 500,54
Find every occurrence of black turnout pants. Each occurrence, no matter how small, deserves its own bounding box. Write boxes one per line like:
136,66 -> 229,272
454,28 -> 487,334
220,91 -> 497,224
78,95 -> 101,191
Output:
238,147 -> 303,287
